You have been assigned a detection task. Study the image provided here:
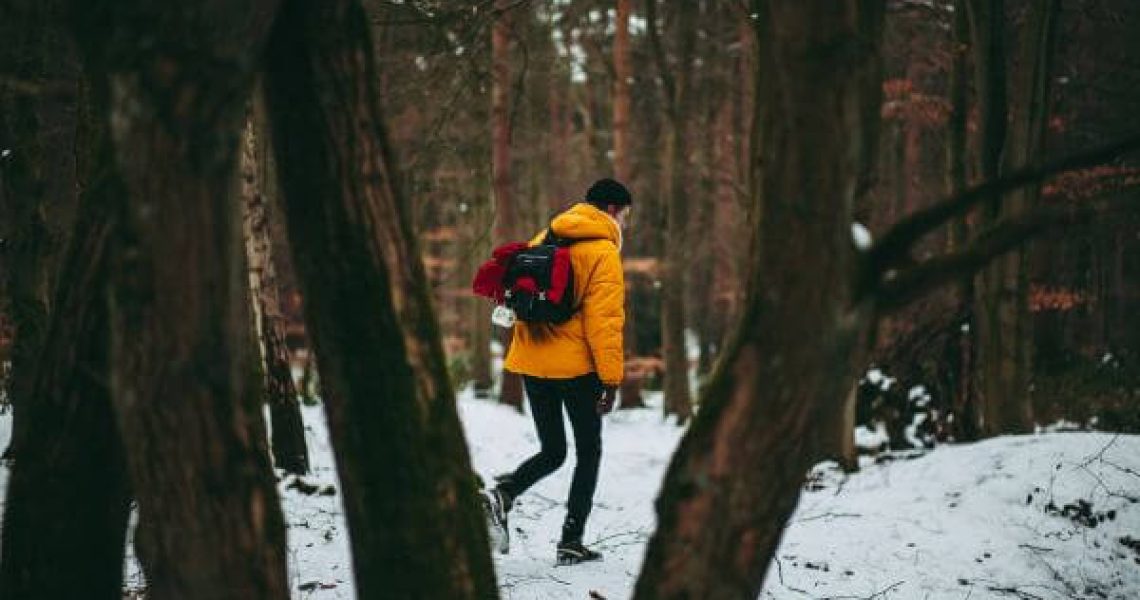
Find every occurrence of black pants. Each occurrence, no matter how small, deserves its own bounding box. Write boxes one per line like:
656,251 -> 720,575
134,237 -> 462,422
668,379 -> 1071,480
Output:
500,373 -> 603,542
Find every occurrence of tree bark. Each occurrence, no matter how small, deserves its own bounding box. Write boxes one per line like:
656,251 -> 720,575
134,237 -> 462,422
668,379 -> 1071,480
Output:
971,0 -> 1059,436
262,0 -> 498,597
240,93 -> 310,475
633,3 -> 884,597
965,0 -> 1013,438
468,184 -> 495,398
613,0 -> 644,409
946,0 -> 978,441
651,0 -> 697,423
0,0 -> 79,460
0,73 -> 131,600
73,2 -> 291,597
492,0 -> 524,411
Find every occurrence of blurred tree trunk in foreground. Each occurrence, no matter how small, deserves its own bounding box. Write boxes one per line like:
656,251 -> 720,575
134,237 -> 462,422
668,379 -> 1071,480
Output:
635,3 -> 886,596
263,0 -> 498,596
0,64 -> 130,600
74,1 -> 290,597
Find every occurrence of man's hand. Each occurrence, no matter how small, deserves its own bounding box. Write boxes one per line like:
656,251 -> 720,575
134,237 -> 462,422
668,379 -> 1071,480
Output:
597,385 -> 618,415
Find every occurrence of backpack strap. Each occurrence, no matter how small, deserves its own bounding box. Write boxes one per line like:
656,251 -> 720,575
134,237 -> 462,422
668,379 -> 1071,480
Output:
541,223 -> 577,247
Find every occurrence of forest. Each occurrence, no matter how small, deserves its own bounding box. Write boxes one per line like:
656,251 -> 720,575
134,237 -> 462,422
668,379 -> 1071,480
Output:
2,0 -> 1140,598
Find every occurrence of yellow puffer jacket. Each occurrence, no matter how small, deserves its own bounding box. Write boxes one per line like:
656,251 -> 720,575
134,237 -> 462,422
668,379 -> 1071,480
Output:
504,202 -> 625,386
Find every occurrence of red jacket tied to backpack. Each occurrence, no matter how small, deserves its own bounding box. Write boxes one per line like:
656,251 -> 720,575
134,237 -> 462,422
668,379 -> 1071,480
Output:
471,202 -> 625,386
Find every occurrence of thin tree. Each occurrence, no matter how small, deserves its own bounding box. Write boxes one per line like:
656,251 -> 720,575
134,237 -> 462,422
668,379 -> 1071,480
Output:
969,0 -> 1061,435
614,0 -> 645,408
71,1 -> 291,596
647,0 -> 697,423
493,0 -> 525,411
240,91 -> 310,475
945,0 -> 977,440
262,0 -> 498,596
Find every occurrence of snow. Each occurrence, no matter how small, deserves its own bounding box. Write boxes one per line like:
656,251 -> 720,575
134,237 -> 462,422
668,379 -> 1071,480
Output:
865,367 -> 897,391
3,394 -> 1140,599
851,222 -> 873,250
856,423 -> 890,451
772,434 -> 1140,599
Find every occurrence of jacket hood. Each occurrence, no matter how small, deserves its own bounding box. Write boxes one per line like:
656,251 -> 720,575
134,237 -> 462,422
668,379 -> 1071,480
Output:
550,203 -> 622,247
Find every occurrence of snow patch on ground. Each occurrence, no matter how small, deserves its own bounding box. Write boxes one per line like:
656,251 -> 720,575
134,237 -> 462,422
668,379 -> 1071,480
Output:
3,394 -> 1140,599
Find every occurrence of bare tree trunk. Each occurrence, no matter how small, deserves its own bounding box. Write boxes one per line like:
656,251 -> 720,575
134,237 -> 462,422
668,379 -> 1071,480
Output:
0,72 -> 131,600
469,182 -> 495,398
492,0 -> 524,411
999,0 -> 1057,434
634,3 -> 884,596
262,0 -> 498,597
946,0 -> 978,441
72,2 -> 291,597
966,0 -> 1013,437
241,92 -> 310,476
613,0 -> 644,409
0,0 -> 79,460
650,0 -> 697,423
972,0 -> 1059,436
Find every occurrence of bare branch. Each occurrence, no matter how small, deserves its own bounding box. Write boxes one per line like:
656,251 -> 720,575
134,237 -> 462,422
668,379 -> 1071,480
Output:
867,133 -> 1140,278
876,195 -> 1140,312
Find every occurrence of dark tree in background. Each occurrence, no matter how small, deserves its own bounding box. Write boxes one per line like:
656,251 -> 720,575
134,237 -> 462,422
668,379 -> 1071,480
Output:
240,93 -> 310,476
263,0 -> 498,596
492,0 -> 525,411
649,0 -> 697,424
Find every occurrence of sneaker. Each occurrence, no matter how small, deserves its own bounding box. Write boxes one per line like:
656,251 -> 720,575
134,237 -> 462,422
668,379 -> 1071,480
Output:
556,540 -> 603,565
481,487 -> 511,555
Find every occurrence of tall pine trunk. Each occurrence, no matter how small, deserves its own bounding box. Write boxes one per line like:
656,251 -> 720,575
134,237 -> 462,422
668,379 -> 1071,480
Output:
946,0 -> 978,441
613,0 -> 644,409
492,0 -> 524,411
74,2 -> 291,597
0,74 -> 131,600
653,0 -> 697,423
985,0 -> 1058,435
634,3 -> 884,596
966,0 -> 1014,436
262,0 -> 498,596
970,0 -> 1059,436
240,93 -> 310,475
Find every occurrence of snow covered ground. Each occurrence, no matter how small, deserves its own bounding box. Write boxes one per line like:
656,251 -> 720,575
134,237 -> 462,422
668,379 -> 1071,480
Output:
3,392 -> 1140,599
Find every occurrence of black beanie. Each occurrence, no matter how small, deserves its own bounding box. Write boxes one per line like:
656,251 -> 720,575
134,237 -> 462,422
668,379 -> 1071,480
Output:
585,178 -> 632,207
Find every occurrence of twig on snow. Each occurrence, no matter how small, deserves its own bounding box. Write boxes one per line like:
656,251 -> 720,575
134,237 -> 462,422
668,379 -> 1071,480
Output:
1079,434 -> 1121,468
796,511 -> 862,523
821,580 -> 905,599
774,556 -> 813,597
1102,458 -> 1140,481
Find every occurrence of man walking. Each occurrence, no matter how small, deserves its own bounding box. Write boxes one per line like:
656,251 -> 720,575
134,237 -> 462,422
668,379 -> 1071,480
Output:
484,178 -> 630,565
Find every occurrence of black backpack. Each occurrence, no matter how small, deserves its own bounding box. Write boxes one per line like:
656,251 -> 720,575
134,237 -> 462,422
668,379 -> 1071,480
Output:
503,229 -> 579,324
